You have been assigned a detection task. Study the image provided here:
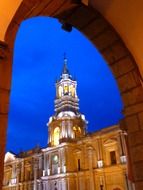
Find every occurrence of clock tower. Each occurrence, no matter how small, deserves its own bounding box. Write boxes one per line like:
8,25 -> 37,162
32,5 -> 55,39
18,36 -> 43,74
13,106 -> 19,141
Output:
47,57 -> 87,146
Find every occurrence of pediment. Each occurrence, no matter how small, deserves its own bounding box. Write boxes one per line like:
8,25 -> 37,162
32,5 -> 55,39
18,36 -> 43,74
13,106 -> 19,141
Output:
103,138 -> 117,146
4,152 -> 16,163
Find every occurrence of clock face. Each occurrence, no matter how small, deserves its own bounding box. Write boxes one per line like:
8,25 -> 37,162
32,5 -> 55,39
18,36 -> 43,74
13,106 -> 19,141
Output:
52,154 -> 59,164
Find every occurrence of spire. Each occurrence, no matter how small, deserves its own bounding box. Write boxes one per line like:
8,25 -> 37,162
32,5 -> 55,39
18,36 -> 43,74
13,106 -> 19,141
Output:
62,53 -> 70,75
61,54 -> 72,79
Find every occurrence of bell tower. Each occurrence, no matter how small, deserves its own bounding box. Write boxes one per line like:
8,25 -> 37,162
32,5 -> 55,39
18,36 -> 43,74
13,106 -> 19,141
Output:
47,57 -> 87,146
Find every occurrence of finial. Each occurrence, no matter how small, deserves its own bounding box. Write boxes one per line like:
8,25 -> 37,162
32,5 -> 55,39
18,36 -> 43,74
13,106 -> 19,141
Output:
62,53 -> 68,74
64,52 -> 66,60
64,52 -> 67,64
61,53 -> 71,79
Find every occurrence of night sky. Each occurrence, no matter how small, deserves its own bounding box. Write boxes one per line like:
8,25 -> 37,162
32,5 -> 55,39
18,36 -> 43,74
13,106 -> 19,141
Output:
7,17 -> 123,153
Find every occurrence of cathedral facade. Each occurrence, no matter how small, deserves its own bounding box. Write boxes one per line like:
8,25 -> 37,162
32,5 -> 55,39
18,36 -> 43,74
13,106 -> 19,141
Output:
3,58 -> 130,190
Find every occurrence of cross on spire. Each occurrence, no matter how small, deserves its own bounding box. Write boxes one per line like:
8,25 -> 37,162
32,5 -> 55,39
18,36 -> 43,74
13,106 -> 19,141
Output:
62,53 -> 70,75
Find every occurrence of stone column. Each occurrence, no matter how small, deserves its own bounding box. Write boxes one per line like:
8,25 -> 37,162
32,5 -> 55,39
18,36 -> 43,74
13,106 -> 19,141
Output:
34,159 -> 38,190
46,154 -> 51,176
67,120 -> 70,138
16,164 -> 20,190
61,121 -> 66,138
118,131 -> 127,164
39,156 -> 43,177
12,163 -> 16,179
43,153 -> 47,176
87,146 -> 95,190
20,160 -> 24,183
97,137 -> 102,160
43,181 -> 46,190
97,137 -> 104,168
61,149 -> 66,173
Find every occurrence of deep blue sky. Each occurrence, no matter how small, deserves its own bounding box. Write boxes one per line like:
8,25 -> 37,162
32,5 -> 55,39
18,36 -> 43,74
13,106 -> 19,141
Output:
7,17 -> 123,153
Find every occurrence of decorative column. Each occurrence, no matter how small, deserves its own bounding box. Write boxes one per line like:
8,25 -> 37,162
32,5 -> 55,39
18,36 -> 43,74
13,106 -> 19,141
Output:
12,163 -> 16,179
99,176 -> 104,190
97,137 -> 103,168
34,158 -> 38,190
87,146 -> 95,190
47,154 -> 51,176
61,121 -> 66,138
20,160 -> 24,183
16,163 -> 20,190
39,156 -> 43,177
119,131 -> 127,164
67,120 -> 71,138
61,149 -> 66,173
43,153 -> 47,176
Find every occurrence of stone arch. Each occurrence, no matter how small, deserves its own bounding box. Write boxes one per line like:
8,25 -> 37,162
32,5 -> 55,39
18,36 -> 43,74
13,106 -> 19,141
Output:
0,1 -> 143,189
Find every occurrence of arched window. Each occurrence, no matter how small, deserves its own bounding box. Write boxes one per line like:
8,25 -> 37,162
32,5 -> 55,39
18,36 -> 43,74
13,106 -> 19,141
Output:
58,86 -> 63,98
73,126 -> 81,138
53,127 -> 60,146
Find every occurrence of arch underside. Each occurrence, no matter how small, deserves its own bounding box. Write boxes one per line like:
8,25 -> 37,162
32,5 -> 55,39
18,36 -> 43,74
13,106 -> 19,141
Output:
0,0 -> 143,189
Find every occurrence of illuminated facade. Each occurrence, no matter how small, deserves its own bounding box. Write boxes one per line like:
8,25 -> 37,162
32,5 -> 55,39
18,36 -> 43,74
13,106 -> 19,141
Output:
3,58 -> 132,190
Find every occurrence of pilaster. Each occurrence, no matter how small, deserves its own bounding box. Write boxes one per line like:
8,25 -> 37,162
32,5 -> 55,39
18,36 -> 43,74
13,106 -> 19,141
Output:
34,158 -> 38,190
87,146 -> 95,190
0,40 -> 11,190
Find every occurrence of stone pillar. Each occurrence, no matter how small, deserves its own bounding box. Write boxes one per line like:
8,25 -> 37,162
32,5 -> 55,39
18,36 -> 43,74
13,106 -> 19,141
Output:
34,159 -> 38,190
87,146 -> 95,190
0,40 -> 11,190
61,121 -> 66,138
67,120 -> 71,138
97,137 -> 104,168
118,130 -> 127,164
97,138 -> 101,161
43,153 -> 47,176
16,164 -> 20,190
48,154 -> 51,175
60,149 -> 66,173
12,164 -> 16,179
20,160 -> 24,182
39,156 -> 43,177
106,41 -> 143,189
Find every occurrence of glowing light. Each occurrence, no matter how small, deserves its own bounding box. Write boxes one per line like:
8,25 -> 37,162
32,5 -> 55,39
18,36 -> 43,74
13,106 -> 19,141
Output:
58,167 -> 60,174
53,127 -> 60,146
4,152 -> 16,163
97,160 -> 103,168
58,86 -> 63,97
120,155 -> 126,164
43,170 -> 46,176
64,85 -> 68,94
53,155 -> 58,163
63,166 -> 66,173
47,169 -> 50,176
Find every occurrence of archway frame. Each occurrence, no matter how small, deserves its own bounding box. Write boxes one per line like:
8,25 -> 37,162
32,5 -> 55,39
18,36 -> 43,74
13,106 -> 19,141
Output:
0,1 -> 143,189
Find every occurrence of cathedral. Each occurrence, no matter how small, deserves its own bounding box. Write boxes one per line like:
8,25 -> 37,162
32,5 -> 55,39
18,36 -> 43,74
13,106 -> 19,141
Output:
3,58 -> 131,190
